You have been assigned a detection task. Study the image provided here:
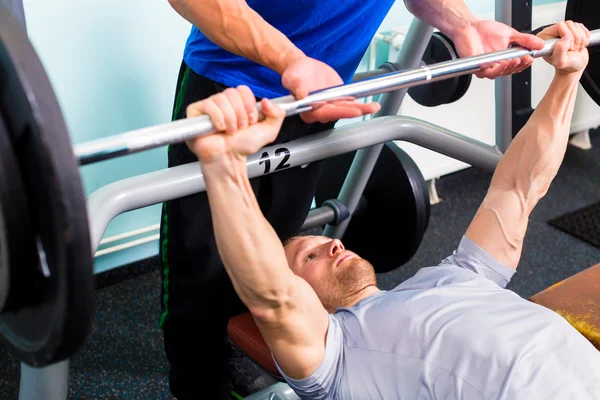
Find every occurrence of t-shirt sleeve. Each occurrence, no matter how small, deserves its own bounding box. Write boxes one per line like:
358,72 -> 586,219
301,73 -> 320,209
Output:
273,314 -> 344,399
440,235 -> 516,288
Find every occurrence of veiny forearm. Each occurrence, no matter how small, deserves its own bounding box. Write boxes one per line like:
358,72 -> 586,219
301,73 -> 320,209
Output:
403,0 -> 477,36
466,71 -> 582,268
169,0 -> 304,74
497,71 -> 582,210
201,153 -> 297,312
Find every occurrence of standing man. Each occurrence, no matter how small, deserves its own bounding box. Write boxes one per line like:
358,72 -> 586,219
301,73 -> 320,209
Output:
160,1 -> 545,398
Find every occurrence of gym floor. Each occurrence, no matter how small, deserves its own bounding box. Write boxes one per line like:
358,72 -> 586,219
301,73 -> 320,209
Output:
1,130 -> 599,399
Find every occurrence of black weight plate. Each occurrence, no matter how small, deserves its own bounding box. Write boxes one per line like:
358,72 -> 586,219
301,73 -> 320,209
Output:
436,31 -> 473,104
0,5 -> 94,367
566,0 -> 600,106
315,142 -> 430,273
0,111 -> 39,315
408,33 -> 460,107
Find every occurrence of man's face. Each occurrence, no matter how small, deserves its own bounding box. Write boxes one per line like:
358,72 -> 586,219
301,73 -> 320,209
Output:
284,235 -> 377,312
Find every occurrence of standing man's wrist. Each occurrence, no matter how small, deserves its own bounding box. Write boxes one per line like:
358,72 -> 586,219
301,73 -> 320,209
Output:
445,20 -> 479,44
447,17 -> 479,38
274,48 -> 306,75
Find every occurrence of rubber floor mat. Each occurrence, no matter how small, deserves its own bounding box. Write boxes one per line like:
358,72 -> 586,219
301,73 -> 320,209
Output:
548,201 -> 600,248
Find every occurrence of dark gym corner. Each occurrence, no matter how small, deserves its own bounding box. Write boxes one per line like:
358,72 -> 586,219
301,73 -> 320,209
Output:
0,129 -> 598,399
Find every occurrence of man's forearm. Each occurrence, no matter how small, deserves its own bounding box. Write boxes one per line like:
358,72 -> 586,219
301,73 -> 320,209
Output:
466,70 -> 582,268
169,0 -> 304,74
403,0 -> 477,37
499,71 -> 581,210
201,153 -> 297,313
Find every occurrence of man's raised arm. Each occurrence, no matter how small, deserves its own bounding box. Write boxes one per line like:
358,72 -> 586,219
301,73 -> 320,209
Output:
465,22 -> 590,270
184,88 -> 335,380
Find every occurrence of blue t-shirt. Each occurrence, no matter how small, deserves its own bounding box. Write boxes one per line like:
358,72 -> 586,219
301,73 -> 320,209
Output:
183,0 -> 395,99
276,236 -> 600,399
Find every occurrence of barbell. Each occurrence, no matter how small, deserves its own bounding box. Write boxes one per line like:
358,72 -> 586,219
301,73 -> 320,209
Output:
1,0 -> 600,368
74,30 -> 600,165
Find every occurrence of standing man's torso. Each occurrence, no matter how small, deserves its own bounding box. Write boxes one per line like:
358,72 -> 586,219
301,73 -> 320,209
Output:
183,0 -> 395,98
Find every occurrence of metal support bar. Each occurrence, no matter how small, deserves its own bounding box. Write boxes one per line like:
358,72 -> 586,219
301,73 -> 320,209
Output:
323,17 -> 434,239
495,0 -> 513,153
86,116 -> 502,254
300,206 -> 336,232
19,361 -> 68,400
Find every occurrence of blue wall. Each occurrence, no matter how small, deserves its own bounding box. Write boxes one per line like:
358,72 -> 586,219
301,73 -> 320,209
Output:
21,0 -> 565,273
22,0 -> 191,272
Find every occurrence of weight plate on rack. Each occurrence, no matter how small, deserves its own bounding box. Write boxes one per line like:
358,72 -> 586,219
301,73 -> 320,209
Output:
408,32 -> 471,107
436,31 -> 473,104
565,0 -> 600,106
0,5 -> 94,367
315,142 -> 430,273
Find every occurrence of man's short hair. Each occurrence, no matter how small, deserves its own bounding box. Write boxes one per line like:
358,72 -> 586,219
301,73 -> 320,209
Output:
283,235 -> 302,247
283,228 -> 321,247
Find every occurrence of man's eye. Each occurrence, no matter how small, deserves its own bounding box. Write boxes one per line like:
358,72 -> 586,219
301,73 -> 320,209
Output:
305,254 -> 315,262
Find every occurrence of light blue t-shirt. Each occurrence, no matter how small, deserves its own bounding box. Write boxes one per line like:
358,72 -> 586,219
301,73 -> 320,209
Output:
276,236 -> 600,399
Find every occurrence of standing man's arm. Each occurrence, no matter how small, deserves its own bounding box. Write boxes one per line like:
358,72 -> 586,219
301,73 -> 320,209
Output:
465,22 -> 590,269
169,0 -> 302,76
168,0 -> 378,123
403,0 -> 545,78
403,0 -> 478,37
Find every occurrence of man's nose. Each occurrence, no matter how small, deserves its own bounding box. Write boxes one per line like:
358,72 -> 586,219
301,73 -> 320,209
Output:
328,239 -> 345,257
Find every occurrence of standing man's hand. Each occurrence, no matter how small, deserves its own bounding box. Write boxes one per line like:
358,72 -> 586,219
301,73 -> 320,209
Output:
449,20 -> 545,79
281,56 -> 380,123
403,0 -> 546,79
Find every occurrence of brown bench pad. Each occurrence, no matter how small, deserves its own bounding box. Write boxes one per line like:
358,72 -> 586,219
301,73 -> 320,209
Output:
530,263 -> 600,350
227,312 -> 282,379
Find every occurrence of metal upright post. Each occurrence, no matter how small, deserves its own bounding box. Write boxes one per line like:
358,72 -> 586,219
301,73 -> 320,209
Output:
323,17 -> 434,239
495,0 -> 512,153
495,0 -> 533,152
19,362 -> 69,400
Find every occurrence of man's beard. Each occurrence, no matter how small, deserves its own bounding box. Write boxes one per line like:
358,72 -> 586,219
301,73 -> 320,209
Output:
318,257 -> 377,313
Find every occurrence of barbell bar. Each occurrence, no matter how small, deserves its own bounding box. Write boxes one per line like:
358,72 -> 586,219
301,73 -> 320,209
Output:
74,29 -> 600,166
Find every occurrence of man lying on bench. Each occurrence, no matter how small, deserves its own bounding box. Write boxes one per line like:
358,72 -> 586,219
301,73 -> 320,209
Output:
184,21 -> 600,399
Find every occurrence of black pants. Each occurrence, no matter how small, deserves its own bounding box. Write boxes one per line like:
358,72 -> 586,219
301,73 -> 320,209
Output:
159,61 -> 335,399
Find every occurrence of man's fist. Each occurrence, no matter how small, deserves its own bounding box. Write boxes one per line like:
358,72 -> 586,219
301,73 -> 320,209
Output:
185,86 -> 286,163
538,21 -> 590,75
